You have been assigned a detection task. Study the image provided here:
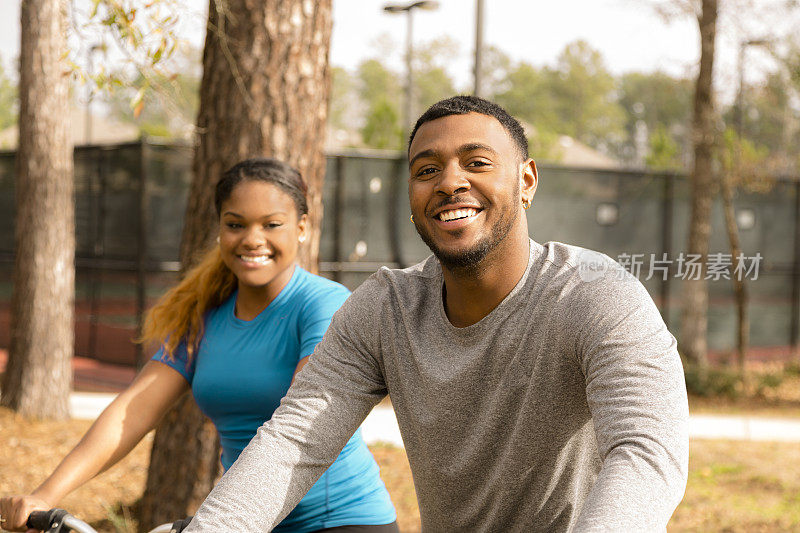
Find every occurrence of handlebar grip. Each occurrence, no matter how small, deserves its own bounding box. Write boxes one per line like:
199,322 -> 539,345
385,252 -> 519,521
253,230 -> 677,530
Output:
171,517 -> 194,532
27,508 -> 68,531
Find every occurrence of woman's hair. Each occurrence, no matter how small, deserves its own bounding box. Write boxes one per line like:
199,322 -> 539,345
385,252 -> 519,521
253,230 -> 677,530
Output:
141,247 -> 237,359
141,157 -> 308,359
215,157 -> 308,217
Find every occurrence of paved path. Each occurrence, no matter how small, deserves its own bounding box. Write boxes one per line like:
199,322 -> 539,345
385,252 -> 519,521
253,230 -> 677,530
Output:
689,414 -> 800,442
70,393 -> 800,446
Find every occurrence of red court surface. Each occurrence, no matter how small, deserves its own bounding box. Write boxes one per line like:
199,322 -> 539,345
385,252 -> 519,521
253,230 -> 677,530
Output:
0,348 -> 136,393
0,344 -> 797,395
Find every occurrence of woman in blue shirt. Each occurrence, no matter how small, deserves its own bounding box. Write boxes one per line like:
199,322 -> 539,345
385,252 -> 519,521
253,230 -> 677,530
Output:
0,158 -> 397,533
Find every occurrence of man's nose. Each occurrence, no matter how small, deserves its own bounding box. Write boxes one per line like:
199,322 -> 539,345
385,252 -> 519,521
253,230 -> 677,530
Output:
434,162 -> 471,196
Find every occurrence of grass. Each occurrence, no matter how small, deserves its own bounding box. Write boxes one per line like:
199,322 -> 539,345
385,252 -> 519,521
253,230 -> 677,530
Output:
689,395 -> 800,418
371,439 -> 800,532
369,444 -> 420,532
671,440 -> 800,531
687,361 -> 800,418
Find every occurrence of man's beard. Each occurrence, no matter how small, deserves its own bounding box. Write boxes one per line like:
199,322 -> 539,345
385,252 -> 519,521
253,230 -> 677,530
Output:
414,206 -> 518,271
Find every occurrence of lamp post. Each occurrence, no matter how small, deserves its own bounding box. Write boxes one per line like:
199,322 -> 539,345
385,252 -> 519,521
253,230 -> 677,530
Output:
473,0 -> 485,97
728,38 -> 769,374
383,1 -> 439,133
735,38 -> 770,137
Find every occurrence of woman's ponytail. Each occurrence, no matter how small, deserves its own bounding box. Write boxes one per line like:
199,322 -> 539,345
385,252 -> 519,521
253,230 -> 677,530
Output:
141,246 -> 236,360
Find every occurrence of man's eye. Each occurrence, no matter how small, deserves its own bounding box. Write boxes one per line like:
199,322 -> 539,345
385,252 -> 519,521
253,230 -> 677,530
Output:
467,160 -> 490,168
414,167 -> 437,178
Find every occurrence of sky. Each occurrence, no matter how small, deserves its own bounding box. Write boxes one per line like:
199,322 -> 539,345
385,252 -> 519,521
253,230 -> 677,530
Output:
0,0 -> 790,104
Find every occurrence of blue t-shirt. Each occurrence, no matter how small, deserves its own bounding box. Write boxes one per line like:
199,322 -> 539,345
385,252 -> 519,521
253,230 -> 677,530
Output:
154,266 -> 396,532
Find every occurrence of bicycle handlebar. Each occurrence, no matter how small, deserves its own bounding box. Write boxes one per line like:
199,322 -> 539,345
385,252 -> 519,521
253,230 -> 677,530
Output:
27,509 -> 95,533
26,509 -> 192,533
26,509 -> 59,530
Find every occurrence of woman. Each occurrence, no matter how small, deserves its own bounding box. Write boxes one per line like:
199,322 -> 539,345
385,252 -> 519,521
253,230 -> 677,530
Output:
0,158 -> 398,532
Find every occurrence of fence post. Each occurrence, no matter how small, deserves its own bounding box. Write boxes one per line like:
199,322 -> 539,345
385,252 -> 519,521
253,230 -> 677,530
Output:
791,180 -> 800,357
135,138 -> 149,370
660,173 -> 674,328
332,156 -> 345,282
388,155 -> 406,269
87,147 -> 105,360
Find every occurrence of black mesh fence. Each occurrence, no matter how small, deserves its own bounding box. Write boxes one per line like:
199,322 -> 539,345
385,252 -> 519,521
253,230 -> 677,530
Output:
1,141 -> 798,366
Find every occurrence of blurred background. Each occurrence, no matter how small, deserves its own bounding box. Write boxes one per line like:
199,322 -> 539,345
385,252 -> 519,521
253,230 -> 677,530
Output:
1,0 -> 799,367
1,1 -> 800,531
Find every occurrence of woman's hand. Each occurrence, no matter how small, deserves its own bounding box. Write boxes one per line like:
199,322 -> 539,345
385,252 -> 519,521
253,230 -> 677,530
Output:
1,362 -> 188,533
0,494 -> 51,532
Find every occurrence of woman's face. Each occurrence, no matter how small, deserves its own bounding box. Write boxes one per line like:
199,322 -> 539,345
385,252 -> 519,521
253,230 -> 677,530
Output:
218,180 -> 307,292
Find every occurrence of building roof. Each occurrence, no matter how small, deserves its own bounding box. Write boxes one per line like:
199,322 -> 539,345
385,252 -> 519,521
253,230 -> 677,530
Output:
0,108 -> 140,149
550,135 -> 621,169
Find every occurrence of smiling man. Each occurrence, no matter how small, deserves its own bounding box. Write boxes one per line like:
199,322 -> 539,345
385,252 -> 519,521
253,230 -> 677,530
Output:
185,96 -> 689,532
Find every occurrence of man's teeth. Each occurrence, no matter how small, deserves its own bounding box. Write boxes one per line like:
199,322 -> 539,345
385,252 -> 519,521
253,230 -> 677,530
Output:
438,208 -> 478,222
239,255 -> 271,265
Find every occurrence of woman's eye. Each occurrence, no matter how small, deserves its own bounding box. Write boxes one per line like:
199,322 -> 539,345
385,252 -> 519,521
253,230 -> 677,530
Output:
225,222 -> 242,229
266,222 -> 283,229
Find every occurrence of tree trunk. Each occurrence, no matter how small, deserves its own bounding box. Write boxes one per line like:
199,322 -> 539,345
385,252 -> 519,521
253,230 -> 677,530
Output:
719,172 -> 749,375
680,0 -> 717,368
1,0 -> 74,419
178,0 -> 332,269
138,1 -> 332,528
137,393 -> 221,528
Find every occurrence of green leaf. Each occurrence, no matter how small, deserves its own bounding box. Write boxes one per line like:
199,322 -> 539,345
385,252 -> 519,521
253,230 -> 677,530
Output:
90,0 -> 102,18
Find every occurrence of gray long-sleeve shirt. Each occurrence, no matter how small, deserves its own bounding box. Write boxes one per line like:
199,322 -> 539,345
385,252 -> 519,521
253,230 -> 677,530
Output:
186,241 -> 689,532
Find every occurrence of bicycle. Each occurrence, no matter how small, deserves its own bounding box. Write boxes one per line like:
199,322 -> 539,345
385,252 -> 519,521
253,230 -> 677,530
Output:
24,508 -> 192,533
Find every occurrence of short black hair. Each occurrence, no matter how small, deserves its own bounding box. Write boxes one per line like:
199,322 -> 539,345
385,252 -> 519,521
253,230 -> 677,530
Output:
407,95 -> 529,160
215,158 -> 308,217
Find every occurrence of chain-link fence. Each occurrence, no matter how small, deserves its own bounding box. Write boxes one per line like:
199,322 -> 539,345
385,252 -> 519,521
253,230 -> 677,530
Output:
1,140 -> 798,367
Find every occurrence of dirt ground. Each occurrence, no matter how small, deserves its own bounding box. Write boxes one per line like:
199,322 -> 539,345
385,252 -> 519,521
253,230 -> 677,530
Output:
0,409 -> 151,532
4,406 -> 800,533
0,408 -> 422,533
2,365 -> 799,532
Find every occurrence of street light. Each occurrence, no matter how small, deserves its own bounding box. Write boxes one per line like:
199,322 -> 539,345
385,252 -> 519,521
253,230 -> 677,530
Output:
474,0 -> 485,97
383,1 -> 439,13
736,38 -> 771,137
383,1 -> 440,133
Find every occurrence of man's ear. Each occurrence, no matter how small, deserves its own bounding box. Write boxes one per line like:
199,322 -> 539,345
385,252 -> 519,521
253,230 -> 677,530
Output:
521,158 -> 538,206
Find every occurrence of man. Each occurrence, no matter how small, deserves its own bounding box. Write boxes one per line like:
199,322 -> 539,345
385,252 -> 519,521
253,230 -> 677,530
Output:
185,96 -> 689,532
